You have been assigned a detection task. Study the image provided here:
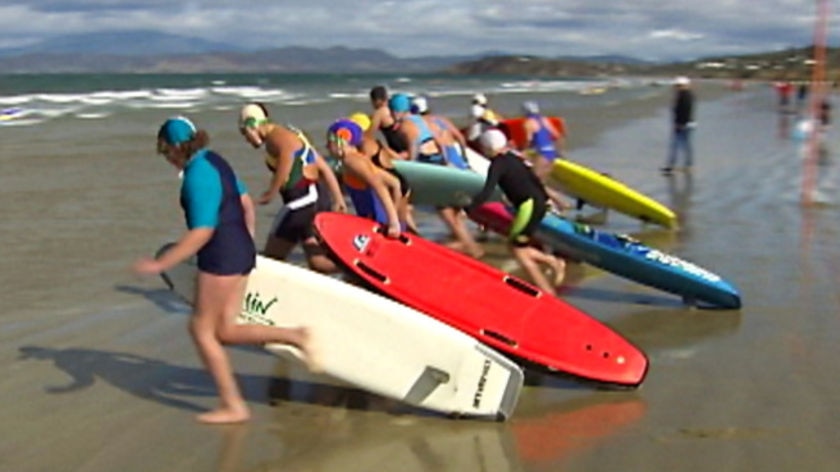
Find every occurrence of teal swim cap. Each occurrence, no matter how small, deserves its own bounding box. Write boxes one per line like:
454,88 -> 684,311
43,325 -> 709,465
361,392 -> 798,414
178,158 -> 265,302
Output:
388,93 -> 411,113
158,116 -> 196,145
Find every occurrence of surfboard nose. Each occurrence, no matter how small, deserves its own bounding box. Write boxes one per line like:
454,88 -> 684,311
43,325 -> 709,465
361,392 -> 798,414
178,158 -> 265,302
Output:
522,316 -> 649,388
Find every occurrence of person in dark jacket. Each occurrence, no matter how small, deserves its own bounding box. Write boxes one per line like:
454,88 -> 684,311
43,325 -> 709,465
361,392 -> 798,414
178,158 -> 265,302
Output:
661,76 -> 695,175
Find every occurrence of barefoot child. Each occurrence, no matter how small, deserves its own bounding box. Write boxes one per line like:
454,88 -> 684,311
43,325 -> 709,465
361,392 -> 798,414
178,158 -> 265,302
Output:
465,129 -> 565,296
132,116 -> 320,424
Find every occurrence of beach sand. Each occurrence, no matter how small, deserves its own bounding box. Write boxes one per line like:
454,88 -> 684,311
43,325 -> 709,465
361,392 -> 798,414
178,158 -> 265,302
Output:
3,80 -> 840,471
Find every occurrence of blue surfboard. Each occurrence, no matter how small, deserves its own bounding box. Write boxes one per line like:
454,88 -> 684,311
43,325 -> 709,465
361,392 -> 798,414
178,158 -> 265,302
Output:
470,202 -> 741,309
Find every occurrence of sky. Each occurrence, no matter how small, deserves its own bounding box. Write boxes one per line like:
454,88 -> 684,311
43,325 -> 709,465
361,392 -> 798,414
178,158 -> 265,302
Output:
0,1 -> 835,61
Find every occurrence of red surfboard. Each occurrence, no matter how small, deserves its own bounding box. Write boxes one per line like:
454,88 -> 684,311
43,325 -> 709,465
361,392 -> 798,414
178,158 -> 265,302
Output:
466,201 -> 516,238
313,212 -> 648,388
501,116 -> 566,150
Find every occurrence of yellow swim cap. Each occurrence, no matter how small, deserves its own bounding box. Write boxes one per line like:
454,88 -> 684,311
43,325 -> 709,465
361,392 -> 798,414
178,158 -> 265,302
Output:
348,112 -> 371,132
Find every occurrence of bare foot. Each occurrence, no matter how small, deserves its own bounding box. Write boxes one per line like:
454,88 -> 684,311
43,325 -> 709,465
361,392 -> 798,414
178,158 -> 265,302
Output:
445,240 -> 465,252
468,245 -> 486,259
197,405 -> 250,424
552,258 -> 566,287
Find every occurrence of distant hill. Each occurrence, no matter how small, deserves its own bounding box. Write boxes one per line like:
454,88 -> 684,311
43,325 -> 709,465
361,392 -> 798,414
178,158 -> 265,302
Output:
1,30 -> 831,79
0,30 -> 653,74
444,55 -> 642,77
0,30 -> 246,58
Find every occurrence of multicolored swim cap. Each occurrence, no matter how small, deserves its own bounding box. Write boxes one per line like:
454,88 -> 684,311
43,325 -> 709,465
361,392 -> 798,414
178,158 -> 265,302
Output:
388,93 -> 411,113
239,103 -> 268,129
348,112 -> 372,132
327,119 -> 364,147
158,116 -> 196,145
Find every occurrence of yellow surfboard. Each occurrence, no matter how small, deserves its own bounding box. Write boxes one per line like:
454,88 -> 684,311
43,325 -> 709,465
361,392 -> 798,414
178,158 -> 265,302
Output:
551,159 -> 677,229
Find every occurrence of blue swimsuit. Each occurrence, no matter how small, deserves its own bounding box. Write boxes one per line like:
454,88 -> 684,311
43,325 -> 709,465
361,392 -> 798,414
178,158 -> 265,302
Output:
527,114 -> 558,161
406,115 -> 446,165
181,149 -> 256,275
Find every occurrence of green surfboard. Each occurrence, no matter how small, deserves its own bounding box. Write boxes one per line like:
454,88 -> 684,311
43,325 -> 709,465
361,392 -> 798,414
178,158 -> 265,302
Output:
393,160 -> 502,207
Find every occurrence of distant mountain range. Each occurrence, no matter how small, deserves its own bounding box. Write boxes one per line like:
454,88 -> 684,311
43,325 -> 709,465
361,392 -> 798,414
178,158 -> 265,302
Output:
1,30 -> 829,80
0,30 -> 651,74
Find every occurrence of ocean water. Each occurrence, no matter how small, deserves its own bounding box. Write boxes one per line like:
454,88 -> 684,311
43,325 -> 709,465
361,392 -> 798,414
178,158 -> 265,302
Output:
0,72 -> 657,130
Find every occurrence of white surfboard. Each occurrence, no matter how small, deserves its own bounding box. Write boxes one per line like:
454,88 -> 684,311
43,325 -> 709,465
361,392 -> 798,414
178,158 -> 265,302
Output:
156,243 -> 523,420
465,146 -> 491,177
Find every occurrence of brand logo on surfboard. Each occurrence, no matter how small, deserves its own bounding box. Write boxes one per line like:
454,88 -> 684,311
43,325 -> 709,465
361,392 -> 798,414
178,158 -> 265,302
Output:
473,359 -> 492,408
644,249 -> 721,282
241,292 -> 278,325
353,234 -> 371,253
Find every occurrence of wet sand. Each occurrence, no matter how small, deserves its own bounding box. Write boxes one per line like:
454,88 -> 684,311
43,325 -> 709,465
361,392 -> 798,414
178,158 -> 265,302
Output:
3,80 -> 840,471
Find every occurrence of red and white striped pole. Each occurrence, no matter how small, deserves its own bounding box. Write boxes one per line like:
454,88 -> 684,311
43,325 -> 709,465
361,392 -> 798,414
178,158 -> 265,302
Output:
801,0 -> 829,205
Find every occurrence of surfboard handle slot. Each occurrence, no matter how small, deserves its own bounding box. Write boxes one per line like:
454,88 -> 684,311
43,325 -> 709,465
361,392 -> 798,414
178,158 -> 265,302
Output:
354,260 -> 390,284
480,329 -> 518,347
373,225 -> 411,245
503,276 -> 541,297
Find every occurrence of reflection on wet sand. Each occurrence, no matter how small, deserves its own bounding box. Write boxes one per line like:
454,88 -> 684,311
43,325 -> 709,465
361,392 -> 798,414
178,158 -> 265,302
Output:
512,395 -> 645,469
205,366 -> 646,472
777,112 -> 790,140
606,308 -> 742,354
665,170 -> 694,237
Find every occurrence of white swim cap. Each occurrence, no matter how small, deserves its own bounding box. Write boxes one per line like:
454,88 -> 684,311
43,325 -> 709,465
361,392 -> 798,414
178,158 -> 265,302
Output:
470,104 -> 485,119
522,100 -> 540,114
472,93 -> 488,106
480,129 -> 507,153
411,95 -> 429,114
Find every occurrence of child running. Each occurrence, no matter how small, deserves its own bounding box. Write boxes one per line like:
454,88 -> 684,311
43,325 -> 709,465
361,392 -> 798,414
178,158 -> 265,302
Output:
133,116 -> 320,424
465,129 -> 565,296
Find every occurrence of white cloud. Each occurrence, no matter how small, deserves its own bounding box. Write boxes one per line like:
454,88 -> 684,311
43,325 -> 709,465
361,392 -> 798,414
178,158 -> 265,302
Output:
649,29 -> 705,42
0,1 -> 835,61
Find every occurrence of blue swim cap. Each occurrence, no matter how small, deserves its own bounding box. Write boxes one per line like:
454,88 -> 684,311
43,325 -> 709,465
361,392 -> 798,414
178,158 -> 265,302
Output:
158,116 -> 196,145
388,93 -> 411,113
327,119 -> 363,147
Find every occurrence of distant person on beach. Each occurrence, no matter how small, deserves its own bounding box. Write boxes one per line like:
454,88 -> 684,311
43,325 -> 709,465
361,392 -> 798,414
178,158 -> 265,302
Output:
796,82 -> 809,112
325,118 -> 403,235
238,103 -> 346,273
411,95 -> 470,170
389,93 -> 485,258
520,100 -> 570,209
661,77 -> 695,175
369,85 -> 408,156
472,93 -> 504,124
464,129 -> 565,296
348,111 -> 420,233
775,80 -> 794,112
521,100 -> 564,167
132,116 -> 319,424
466,93 -> 506,148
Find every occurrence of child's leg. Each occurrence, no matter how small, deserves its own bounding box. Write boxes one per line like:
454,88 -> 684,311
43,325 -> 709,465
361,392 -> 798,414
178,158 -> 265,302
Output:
191,272 -> 250,424
511,245 -> 557,297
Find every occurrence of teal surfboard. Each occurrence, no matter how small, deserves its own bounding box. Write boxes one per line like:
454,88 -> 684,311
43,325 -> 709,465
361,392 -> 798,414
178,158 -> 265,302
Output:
394,160 -> 501,207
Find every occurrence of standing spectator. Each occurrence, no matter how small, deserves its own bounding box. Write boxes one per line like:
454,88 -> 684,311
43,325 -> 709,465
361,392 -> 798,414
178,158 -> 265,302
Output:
661,76 -> 695,175
796,82 -> 809,113
775,80 -> 794,112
